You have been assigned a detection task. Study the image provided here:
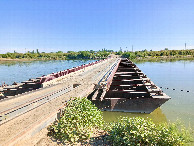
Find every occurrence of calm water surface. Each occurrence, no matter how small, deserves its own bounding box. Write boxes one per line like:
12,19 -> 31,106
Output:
0,60 -> 97,85
0,59 -> 194,129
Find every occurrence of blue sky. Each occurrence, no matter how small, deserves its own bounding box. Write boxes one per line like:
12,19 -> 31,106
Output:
0,0 -> 194,53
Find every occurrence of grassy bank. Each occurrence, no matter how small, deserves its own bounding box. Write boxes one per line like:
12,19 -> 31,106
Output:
48,97 -> 192,145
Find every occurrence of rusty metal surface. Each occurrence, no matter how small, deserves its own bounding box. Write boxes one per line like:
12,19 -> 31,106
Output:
91,58 -> 171,113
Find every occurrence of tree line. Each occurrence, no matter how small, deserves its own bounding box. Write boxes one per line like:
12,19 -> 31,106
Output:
0,49 -> 112,60
0,49 -> 194,60
119,49 -> 194,59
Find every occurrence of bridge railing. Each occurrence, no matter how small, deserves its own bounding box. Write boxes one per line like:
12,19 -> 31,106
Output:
39,58 -> 109,84
97,59 -> 121,90
106,59 -> 120,90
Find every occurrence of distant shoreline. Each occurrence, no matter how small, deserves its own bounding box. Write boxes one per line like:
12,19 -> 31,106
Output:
1,55 -> 194,62
0,58 -> 101,62
0,58 -> 38,61
132,55 -> 194,63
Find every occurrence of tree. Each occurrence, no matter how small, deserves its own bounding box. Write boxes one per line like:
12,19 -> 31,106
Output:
56,51 -> 63,53
36,49 -> 39,54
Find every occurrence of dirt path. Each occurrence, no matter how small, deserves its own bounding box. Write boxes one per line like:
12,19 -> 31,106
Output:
0,57 -> 117,145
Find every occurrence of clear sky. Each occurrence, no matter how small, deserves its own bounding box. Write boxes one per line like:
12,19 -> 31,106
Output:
0,0 -> 194,53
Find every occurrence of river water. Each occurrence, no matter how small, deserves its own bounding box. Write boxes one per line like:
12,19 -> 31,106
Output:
0,60 -> 96,85
0,59 -> 194,129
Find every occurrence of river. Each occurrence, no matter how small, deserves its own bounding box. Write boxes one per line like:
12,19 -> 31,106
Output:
0,60 -> 97,85
0,59 -> 194,129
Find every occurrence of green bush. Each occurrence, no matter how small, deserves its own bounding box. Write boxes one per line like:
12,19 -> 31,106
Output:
105,117 -> 191,146
48,97 -> 104,143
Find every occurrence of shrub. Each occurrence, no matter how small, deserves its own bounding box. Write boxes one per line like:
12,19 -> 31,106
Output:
48,97 -> 104,143
105,117 -> 192,146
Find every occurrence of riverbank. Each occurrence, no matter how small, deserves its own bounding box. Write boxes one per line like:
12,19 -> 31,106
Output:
0,58 -> 38,61
132,55 -> 194,63
15,101 -> 192,146
0,58 -> 106,63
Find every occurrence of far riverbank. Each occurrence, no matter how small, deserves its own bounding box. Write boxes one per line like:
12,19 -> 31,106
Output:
132,55 -> 194,63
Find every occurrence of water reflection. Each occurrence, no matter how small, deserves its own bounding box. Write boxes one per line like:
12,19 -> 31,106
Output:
103,108 -> 167,124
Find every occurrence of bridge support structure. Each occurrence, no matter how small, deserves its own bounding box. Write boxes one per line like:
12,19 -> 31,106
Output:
90,58 -> 171,113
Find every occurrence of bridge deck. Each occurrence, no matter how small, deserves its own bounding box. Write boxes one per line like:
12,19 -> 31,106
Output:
0,57 -> 119,145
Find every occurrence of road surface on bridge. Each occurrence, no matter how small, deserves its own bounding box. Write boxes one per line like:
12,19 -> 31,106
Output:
0,57 -> 118,145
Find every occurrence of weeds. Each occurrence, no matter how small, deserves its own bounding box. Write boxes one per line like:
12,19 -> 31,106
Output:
48,97 -> 103,143
105,117 -> 192,146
